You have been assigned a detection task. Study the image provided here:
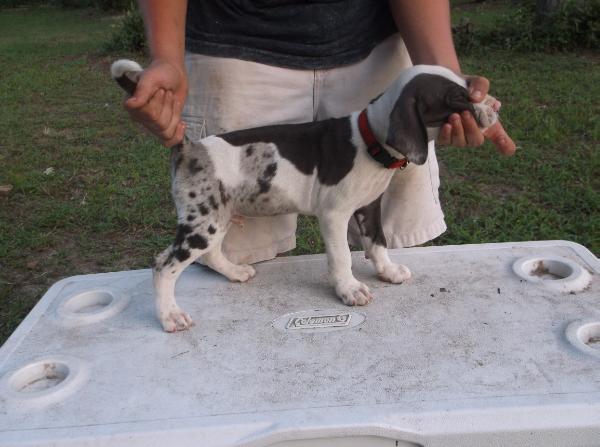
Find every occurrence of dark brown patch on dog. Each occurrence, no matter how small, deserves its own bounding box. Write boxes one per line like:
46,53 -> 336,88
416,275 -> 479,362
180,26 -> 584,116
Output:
353,194 -> 387,248
257,162 -> 277,194
114,73 -> 138,96
187,158 -> 204,174
208,195 -> 219,210
218,181 -> 230,205
221,117 -> 355,186
187,234 -> 208,250
174,224 -> 193,246
173,247 -> 191,262
198,203 -> 209,215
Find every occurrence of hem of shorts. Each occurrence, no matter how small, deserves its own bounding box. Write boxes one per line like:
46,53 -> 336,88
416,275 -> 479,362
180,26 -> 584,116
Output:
349,218 -> 447,249
223,234 -> 297,265
387,219 -> 447,248
184,39 -> 380,70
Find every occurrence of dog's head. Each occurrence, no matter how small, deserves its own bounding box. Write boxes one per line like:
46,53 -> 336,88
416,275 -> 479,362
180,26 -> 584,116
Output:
384,66 -> 475,165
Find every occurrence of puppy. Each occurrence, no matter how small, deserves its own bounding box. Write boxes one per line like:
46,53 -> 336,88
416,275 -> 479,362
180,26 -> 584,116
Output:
112,60 -> 498,332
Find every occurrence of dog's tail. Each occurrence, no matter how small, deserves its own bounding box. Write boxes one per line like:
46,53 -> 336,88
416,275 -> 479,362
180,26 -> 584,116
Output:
110,59 -> 143,96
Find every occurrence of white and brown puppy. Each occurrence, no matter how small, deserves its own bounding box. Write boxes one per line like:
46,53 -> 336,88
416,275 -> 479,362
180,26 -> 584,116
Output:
112,60 -> 498,332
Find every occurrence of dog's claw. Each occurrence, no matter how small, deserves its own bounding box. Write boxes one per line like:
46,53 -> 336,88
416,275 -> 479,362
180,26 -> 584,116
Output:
160,308 -> 194,332
230,214 -> 245,227
336,280 -> 373,306
226,264 -> 256,283
378,263 -> 411,284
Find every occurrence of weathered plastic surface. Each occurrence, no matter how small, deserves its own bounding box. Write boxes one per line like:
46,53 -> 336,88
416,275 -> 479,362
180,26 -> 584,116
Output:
0,241 -> 599,447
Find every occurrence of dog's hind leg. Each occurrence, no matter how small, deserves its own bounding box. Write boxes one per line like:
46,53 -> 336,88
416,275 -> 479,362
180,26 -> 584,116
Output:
153,224 -> 224,332
201,238 -> 256,282
353,195 -> 411,284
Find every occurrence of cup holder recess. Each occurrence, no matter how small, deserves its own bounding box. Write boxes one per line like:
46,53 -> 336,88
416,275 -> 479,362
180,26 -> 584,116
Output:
57,287 -> 129,326
512,255 -> 592,293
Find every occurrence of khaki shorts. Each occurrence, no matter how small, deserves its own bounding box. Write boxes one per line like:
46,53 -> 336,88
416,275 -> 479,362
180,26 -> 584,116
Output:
182,34 -> 446,264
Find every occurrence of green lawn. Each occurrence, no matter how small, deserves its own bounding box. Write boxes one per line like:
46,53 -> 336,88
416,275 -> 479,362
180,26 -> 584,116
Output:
0,5 -> 598,344
452,0 -> 518,31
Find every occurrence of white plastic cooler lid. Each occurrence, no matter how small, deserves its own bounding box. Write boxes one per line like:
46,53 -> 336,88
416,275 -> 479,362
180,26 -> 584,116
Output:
1,241 -> 599,447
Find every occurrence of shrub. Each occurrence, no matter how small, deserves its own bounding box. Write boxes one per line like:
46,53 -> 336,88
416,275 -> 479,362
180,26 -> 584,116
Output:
1,0 -> 131,10
0,0 -> 40,6
52,0 -> 96,7
104,3 -> 146,53
535,0 -> 600,50
96,0 -> 130,12
454,0 -> 600,53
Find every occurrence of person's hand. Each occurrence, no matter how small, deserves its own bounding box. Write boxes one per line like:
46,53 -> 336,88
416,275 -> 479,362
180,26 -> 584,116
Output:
437,75 -> 516,156
124,59 -> 188,148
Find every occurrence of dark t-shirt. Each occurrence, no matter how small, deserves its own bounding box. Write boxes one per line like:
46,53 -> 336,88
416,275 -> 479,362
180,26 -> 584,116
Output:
185,0 -> 398,70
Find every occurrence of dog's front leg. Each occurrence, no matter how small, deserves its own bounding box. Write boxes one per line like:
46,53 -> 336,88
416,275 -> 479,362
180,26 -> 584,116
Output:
353,195 -> 411,283
318,211 -> 373,306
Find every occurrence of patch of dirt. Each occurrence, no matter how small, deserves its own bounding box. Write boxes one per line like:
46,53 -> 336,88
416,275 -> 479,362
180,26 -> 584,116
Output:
452,0 -> 485,10
579,51 -> 600,63
477,182 -> 520,200
530,260 -> 550,277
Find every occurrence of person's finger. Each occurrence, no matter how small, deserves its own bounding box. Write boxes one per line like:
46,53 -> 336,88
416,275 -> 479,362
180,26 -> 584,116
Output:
461,111 -> 485,147
124,73 -> 160,110
163,122 -> 186,148
466,76 -> 490,103
156,91 -> 175,134
437,123 -> 452,146
143,89 -> 167,132
159,95 -> 181,144
449,113 -> 466,147
173,98 -> 184,123
483,121 -> 517,155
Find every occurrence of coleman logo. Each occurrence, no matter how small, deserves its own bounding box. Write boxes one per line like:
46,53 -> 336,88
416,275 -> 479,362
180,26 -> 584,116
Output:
286,313 -> 351,330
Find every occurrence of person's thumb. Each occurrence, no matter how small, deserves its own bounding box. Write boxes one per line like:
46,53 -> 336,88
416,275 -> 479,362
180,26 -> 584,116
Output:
483,121 -> 517,156
466,76 -> 490,103
125,72 -> 159,109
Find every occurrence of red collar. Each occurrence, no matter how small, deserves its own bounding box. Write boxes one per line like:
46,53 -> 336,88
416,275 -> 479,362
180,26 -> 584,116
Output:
358,109 -> 408,170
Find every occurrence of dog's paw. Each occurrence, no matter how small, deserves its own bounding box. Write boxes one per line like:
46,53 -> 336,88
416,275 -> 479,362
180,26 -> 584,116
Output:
378,263 -> 411,284
336,279 -> 373,306
159,307 -> 194,333
224,264 -> 256,282
230,214 -> 245,228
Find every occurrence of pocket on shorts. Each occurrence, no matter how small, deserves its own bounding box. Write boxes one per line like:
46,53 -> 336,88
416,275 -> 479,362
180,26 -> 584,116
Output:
182,105 -> 207,142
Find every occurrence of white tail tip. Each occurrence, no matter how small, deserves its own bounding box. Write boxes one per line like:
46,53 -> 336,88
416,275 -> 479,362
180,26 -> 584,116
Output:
110,59 -> 143,79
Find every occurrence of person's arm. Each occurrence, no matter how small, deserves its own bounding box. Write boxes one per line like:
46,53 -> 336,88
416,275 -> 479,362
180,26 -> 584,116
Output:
389,0 -> 515,155
124,0 -> 188,147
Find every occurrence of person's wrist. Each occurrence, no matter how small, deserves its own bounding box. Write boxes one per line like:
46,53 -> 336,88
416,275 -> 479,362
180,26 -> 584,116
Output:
409,51 -> 461,74
150,55 -> 184,73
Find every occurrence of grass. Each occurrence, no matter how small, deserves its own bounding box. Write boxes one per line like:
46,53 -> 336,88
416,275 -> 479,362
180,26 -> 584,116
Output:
0,5 -> 598,344
436,52 -> 599,247
452,0 -> 517,32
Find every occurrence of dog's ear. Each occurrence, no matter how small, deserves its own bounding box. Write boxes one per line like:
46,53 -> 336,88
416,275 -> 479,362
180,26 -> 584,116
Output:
444,83 -> 476,116
386,95 -> 429,165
